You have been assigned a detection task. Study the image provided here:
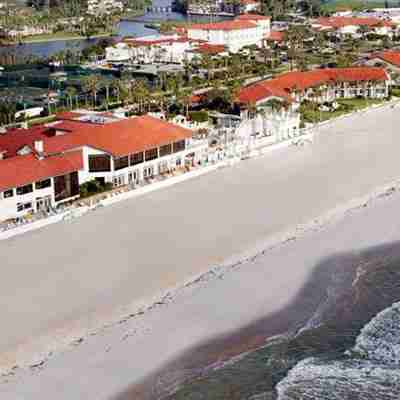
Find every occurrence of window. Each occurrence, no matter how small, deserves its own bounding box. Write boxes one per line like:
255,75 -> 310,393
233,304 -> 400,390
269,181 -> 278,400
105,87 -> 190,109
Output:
54,172 -> 79,202
173,140 -> 186,153
3,189 -> 13,198
16,184 -> 33,195
159,143 -> 172,157
129,152 -> 144,166
17,202 -> 32,212
114,156 -> 129,171
145,147 -> 158,161
143,166 -> 154,178
35,178 -> 51,190
113,175 -> 125,187
159,161 -> 169,174
88,155 -> 111,172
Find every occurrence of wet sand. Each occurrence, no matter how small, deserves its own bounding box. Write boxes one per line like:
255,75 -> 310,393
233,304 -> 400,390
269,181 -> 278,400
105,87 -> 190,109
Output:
1,104 -> 400,398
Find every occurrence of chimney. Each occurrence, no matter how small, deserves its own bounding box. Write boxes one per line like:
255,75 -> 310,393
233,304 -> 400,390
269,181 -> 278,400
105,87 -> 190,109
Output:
34,140 -> 44,154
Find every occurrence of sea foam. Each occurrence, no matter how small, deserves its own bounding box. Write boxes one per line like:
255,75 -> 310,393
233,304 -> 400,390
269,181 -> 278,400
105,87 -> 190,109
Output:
276,302 -> 400,400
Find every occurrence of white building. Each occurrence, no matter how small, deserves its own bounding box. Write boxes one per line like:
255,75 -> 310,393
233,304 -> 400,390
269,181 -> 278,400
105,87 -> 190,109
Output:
0,113 -> 208,222
0,149 -> 82,222
237,67 -> 390,109
106,35 -> 200,64
87,0 -> 123,15
312,16 -> 395,37
235,109 -> 301,145
187,14 -> 271,53
240,0 -> 261,13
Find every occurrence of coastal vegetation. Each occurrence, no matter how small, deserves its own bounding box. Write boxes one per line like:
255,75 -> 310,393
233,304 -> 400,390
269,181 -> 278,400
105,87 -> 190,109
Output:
300,97 -> 385,124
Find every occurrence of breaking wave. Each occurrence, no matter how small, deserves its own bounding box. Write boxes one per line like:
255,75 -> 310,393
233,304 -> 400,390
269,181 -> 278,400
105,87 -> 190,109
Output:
276,302 -> 400,400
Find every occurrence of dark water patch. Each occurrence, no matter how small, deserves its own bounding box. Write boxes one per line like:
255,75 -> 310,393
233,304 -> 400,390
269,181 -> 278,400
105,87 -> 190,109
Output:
114,242 -> 400,399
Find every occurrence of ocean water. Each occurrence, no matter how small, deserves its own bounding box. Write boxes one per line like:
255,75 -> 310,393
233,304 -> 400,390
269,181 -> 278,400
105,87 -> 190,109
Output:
159,243 -> 400,400
277,303 -> 400,400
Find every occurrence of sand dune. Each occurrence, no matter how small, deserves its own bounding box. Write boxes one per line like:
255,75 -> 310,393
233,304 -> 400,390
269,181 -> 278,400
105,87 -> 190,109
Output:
1,104 -> 400,398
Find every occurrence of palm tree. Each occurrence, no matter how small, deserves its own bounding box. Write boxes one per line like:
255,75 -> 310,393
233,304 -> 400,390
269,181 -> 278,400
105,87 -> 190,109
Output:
99,77 -> 112,110
65,86 -> 77,110
82,74 -> 101,108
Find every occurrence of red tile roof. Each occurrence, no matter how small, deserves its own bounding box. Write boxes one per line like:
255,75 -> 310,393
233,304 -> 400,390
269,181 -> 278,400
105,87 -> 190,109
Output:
315,16 -> 393,29
0,126 -> 53,158
0,151 -> 83,192
56,111 -> 84,121
44,115 -> 192,157
373,51 -> 400,67
124,36 -> 189,47
236,14 -> 270,20
189,20 -> 257,31
196,43 -> 227,55
237,67 -> 389,104
266,30 -> 284,41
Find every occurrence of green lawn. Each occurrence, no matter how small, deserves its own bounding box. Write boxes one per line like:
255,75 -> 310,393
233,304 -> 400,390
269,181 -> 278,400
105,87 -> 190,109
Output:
22,31 -> 114,43
321,0 -> 396,12
27,115 -> 56,127
301,98 -> 385,124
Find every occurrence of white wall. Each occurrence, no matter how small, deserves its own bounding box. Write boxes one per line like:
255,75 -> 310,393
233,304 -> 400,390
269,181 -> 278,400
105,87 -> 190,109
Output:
0,181 -> 54,222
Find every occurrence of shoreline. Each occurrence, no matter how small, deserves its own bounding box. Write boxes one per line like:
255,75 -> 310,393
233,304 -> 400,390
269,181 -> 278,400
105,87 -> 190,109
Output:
2,103 -> 400,397
20,33 -> 115,44
3,168 -> 400,399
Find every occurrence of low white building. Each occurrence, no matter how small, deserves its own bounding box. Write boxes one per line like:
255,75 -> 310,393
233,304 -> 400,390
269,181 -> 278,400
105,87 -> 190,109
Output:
187,14 -> 270,53
106,35 -> 200,64
235,109 -> 301,145
237,67 -> 391,109
240,0 -> 261,13
105,42 -> 132,62
87,0 -> 123,15
0,149 -> 82,222
0,113 -> 208,222
312,16 -> 395,37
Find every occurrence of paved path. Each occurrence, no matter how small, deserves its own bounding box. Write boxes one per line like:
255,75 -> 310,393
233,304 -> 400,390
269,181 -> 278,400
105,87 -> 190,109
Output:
0,104 -> 399,377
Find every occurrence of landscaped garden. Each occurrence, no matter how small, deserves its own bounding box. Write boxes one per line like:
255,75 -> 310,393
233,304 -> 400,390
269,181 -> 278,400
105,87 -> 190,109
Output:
300,97 -> 386,124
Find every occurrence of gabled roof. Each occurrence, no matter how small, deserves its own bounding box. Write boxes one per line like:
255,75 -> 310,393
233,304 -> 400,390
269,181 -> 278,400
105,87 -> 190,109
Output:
266,30 -> 284,41
315,16 -> 393,29
195,43 -> 228,55
236,14 -> 270,21
0,151 -> 83,192
124,36 -> 189,47
188,20 -> 257,31
44,115 -> 192,157
0,126 -> 52,158
237,67 -> 389,104
373,51 -> 400,67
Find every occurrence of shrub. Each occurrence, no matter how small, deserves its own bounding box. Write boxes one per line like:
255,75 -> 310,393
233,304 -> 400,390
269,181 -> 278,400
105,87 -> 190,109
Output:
391,88 -> 400,97
189,110 -> 209,123
79,180 -> 113,198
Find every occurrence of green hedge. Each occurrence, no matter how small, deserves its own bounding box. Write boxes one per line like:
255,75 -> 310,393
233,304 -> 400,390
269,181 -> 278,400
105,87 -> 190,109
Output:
80,180 -> 113,198
189,110 -> 208,123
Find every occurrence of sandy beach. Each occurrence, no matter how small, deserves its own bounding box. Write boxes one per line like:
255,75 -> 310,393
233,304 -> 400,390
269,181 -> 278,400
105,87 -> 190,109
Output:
1,103 -> 400,398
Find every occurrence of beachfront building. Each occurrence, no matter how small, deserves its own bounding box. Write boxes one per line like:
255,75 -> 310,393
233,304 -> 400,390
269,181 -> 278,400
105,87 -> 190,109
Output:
0,113 -> 208,221
312,16 -> 395,37
234,109 -> 301,144
365,51 -> 400,73
0,149 -> 83,222
237,67 -> 390,109
187,14 -> 271,53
